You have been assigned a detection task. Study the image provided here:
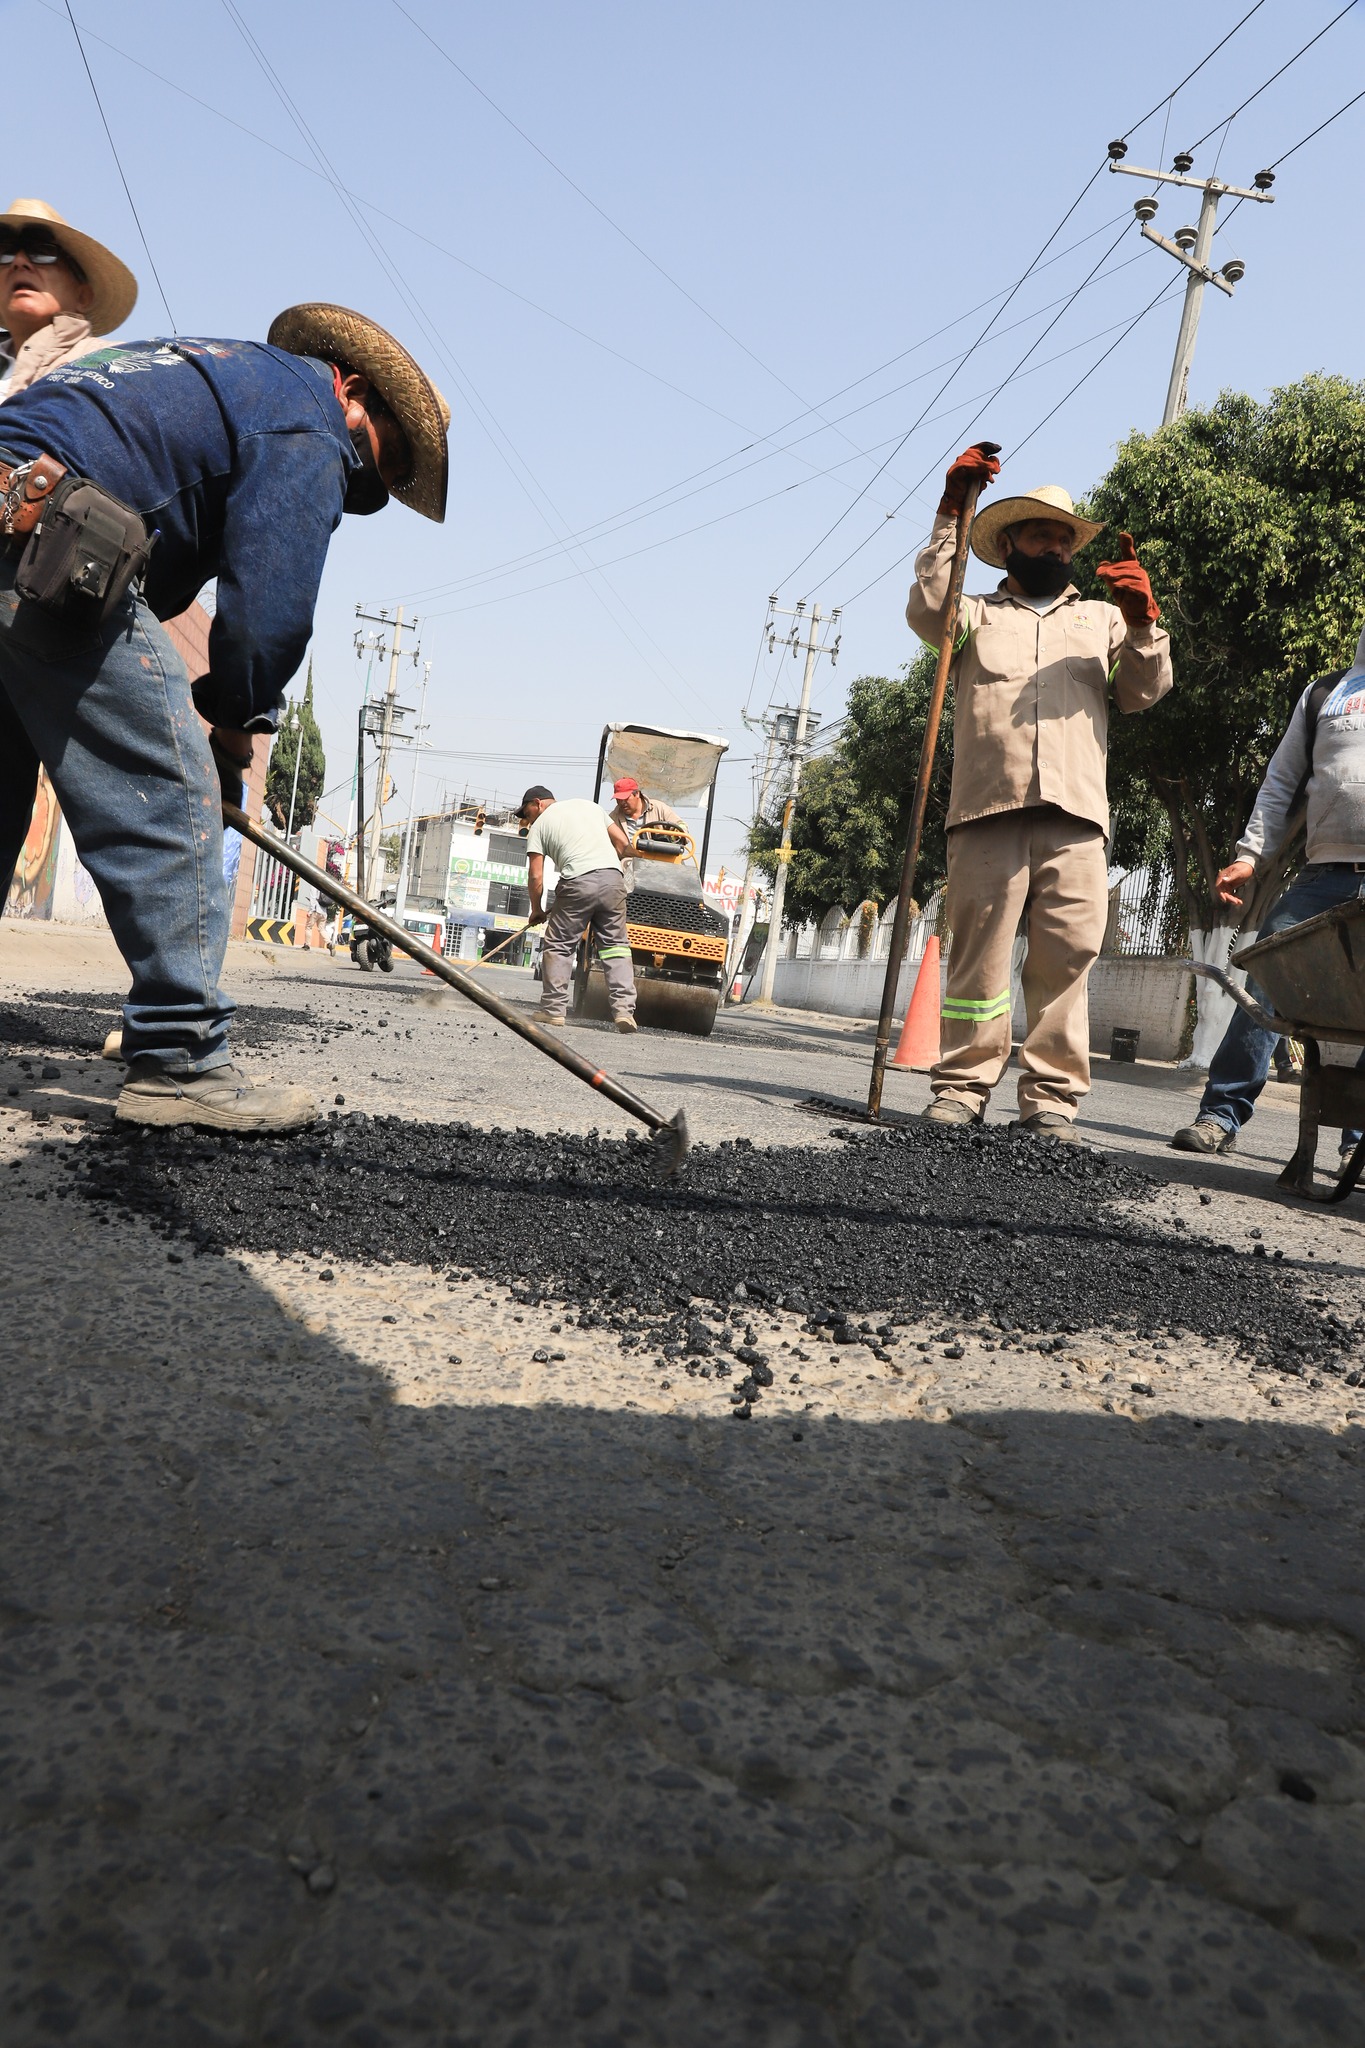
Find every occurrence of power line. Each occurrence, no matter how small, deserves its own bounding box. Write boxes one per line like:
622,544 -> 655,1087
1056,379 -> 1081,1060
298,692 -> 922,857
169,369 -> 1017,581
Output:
1118,0 -> 1269,140
770,2 -> 1298,601
836,273 -> 1186,614
220,0 -> 719,724
406,239 -> 1155,604
60,0 -> 176,328
1267,82 -> 1365,165
803,219 -> 1139,596
418,288 -> 1180,620
388,0 -> 877,448
773,162 -> 1111,591
1184,2 -> 1359,152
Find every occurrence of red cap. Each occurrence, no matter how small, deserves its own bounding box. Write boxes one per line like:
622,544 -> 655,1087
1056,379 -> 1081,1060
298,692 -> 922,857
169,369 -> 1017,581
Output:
613,777 -> 640,799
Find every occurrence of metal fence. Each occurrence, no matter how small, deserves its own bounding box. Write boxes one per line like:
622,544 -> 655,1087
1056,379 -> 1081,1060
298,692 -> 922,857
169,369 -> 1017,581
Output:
1104,864 -> 1183,957
249,835 -> 297,923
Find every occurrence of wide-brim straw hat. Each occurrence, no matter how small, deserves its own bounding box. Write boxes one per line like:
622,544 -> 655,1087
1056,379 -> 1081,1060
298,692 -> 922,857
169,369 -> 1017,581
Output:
0,198 -> 137,335
267,302 -> 450,522
971,484 -> 1104,568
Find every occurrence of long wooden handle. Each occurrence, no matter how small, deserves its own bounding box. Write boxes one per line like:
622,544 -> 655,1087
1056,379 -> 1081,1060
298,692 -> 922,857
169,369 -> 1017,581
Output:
224,804 -> 678,1138
867,481 -> 984,1120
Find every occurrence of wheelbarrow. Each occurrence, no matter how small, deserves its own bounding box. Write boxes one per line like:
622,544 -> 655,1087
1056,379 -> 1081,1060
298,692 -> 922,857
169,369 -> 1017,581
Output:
1188,896 -> 1365,1203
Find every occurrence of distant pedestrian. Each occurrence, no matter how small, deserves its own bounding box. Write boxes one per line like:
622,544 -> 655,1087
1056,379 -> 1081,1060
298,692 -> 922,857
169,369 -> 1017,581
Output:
906,451 -> 1173,1142
519,786 -> 637,1031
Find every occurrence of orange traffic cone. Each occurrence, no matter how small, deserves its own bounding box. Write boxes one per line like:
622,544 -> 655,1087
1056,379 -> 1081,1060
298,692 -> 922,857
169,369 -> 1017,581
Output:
890,936 -> 940,1069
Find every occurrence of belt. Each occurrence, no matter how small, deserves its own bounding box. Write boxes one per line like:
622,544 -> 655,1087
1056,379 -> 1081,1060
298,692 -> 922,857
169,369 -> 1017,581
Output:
0,452 -> 67,537
1316,861 -> 1365,873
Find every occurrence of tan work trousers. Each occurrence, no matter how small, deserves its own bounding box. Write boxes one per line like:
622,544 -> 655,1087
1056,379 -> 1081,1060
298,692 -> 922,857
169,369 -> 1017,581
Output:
933,805 -> 1108,1120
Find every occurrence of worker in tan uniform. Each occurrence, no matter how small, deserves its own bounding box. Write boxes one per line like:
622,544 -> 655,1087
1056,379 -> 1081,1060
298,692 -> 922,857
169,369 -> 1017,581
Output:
906,449 -> 1172,1141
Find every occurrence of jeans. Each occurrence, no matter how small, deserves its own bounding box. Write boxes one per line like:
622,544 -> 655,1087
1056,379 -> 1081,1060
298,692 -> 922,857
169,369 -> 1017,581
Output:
0,557 -> 235,1071
1199,866 -> 1365,1146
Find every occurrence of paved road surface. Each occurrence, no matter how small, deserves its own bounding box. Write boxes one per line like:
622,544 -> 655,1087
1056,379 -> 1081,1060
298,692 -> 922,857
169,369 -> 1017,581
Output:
3,924 -> 1364,2046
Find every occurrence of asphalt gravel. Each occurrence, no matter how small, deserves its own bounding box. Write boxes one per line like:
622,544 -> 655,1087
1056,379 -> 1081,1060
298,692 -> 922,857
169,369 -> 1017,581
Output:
72,1116 -> 1362,1388
0,988 -> 317,1056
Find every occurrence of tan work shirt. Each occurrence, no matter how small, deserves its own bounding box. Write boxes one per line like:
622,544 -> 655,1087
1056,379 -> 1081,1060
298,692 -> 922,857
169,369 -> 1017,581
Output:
0,313 -> 94,403
610,793 -> 683,835
906,515 -> 1173,836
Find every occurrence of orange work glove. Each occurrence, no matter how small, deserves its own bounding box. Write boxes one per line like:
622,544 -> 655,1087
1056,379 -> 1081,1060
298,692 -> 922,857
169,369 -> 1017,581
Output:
1096,531 -> 1160,625
938,441 -> 1002,519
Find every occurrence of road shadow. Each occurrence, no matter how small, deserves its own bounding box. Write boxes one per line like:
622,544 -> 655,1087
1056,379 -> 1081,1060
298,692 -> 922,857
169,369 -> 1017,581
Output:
4,1148 -> 1365,2046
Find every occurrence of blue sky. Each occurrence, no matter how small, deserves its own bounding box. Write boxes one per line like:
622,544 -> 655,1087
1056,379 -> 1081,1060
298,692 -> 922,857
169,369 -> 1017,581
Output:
7,0 -> 1363,873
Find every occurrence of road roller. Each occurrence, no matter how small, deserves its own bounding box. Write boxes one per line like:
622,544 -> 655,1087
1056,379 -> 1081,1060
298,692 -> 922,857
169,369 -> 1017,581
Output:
571,721 -> 731,1037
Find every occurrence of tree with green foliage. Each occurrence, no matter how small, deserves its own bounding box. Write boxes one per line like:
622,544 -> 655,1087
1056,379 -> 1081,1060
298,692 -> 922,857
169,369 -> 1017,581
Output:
265,661 -> 326,834
1076,372 -> 1365,934
747,650 -> 949,926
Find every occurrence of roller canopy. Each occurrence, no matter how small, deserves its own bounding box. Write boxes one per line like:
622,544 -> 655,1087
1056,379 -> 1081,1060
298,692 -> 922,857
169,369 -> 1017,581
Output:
601,723 -> 728,808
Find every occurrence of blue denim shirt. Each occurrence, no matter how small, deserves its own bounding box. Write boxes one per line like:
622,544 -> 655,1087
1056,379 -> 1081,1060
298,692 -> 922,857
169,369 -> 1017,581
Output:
0,337 -> 357,729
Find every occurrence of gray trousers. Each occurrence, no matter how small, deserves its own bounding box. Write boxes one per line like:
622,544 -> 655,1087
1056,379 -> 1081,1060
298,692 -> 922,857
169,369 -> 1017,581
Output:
539,868 -> 636,1019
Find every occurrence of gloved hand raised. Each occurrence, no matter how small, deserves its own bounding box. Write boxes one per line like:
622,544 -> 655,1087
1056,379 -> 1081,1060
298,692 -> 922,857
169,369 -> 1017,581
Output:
938,441 -> 1002,520
1096,531 -> 1160,625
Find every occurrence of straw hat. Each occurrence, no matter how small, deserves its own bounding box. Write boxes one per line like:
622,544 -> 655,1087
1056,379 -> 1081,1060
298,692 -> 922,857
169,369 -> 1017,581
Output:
267,302 -> 450,522
971,484 -> 1104,568
0,198 -> 137,335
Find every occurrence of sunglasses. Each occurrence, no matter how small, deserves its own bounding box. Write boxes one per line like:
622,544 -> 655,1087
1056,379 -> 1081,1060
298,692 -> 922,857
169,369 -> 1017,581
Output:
0,228 -> 85,281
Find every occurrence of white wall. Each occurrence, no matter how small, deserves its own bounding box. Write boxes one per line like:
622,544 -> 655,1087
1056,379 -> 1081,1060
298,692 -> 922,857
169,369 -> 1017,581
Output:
753,948 -> 1194,1060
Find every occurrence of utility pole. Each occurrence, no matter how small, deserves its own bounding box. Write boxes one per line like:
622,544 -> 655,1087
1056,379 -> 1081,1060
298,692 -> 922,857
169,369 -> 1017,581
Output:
354,603 -> 419,903
1107,140 -> 1274,425
725,707 -> 780,997
753,599 -> 840,1007
394,659 -> 431,923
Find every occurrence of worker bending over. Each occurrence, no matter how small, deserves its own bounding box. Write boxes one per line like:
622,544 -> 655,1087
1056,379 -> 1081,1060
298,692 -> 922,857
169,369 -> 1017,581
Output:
520,786 -> 637,1032
0,303 -> 449,1132
907,447 -> 1172,1141
1173,627 -> 1365,1161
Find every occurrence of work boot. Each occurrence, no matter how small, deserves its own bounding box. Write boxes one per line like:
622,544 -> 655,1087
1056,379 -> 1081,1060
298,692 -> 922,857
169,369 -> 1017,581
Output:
115,1062 -> 318,1133
613,1015 -> 638,1034
1014,1111 -> 1086,1146
101,1027 -> 124,1061
1171,1118 -> 1236,1155
536,1013 -> 567,1030
921,1098 -> 981,1126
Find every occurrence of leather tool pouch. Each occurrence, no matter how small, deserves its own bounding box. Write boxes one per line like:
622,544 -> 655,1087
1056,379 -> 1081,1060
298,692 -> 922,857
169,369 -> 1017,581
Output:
15,475 -> 155,625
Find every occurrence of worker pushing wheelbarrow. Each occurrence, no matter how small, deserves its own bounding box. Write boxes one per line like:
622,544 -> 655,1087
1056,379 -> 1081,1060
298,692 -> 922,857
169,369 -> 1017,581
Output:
1174,638 -> 1365,1200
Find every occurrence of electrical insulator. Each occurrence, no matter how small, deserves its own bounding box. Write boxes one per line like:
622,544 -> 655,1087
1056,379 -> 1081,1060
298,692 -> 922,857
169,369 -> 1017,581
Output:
1174,225 -> 1199,251
1220,257 -> 1246,284
1107,139 -> 1128,161
1253,168 -> 1275,191
1133,196 -> 1158,223
1172,151 -> 1194,174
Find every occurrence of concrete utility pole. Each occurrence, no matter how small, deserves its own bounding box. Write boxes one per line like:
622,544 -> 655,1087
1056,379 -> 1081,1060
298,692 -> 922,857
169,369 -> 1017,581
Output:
725,710 -> 780,998
753,600 -> 841,1007
1106,141 -> 1275,426
354,604 -> 419,900
394,660 -> 431,923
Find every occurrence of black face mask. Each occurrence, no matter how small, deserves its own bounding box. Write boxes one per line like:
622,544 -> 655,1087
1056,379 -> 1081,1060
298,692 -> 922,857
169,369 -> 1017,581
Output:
1004,545 -> 1071,599
343,423 -> 390,516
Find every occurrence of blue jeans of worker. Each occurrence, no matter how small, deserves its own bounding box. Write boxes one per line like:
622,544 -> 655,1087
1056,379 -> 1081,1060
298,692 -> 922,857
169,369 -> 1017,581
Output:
1198,866 -> 1365,1146
0,558 -> 235,1070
